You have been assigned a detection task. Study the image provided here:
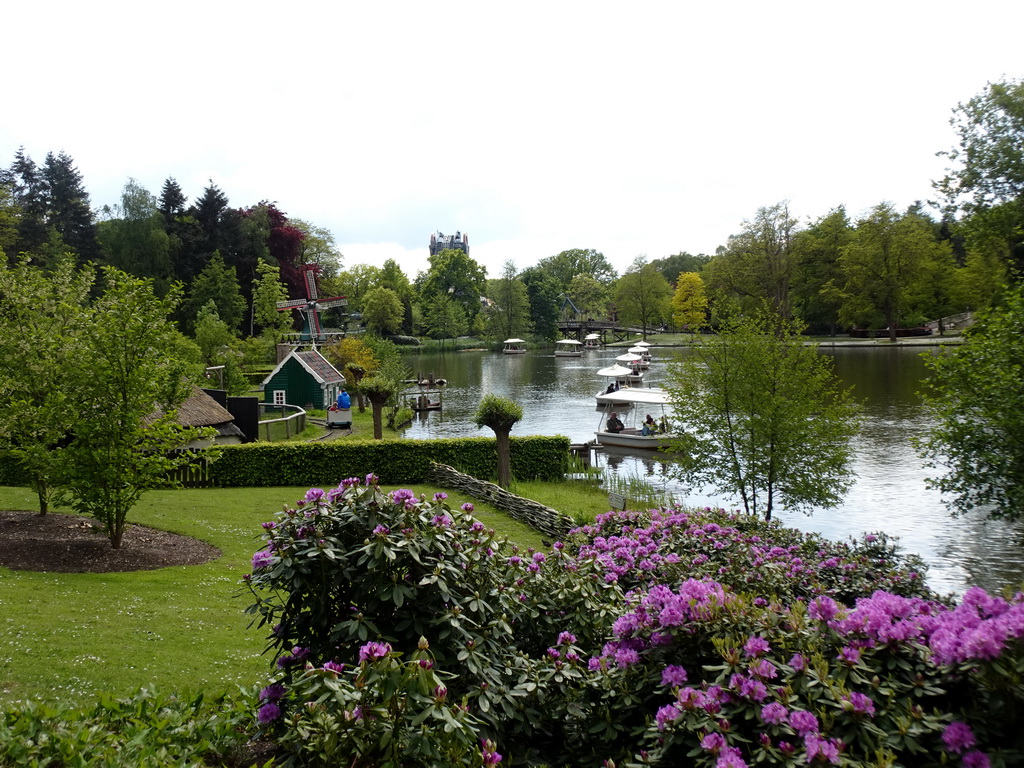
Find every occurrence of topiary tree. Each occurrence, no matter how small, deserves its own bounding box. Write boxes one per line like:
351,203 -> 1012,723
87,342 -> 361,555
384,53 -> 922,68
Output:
346,362 -> 367,412
359,375 -> 396,439
473,394 -> 523,488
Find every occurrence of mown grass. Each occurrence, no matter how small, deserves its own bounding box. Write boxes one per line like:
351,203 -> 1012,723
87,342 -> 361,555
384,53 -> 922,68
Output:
0,481 -> 558,706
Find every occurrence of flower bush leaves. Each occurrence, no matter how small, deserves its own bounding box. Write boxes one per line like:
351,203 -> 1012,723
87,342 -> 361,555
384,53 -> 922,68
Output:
245,480 -> 1024,767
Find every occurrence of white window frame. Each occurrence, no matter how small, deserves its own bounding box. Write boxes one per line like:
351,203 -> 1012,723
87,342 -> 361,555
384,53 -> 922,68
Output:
273,390 -> 286,406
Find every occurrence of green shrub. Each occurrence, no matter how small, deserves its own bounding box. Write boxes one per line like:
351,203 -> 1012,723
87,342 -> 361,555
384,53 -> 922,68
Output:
0,686 -> 260,767
207,436 -> 569,487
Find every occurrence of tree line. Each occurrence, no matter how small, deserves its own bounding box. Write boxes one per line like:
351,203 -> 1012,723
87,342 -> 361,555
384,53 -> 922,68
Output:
3,78 -> 1022,353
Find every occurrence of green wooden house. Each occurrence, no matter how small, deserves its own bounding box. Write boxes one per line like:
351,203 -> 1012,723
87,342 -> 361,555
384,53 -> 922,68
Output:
260,349 -> 346,409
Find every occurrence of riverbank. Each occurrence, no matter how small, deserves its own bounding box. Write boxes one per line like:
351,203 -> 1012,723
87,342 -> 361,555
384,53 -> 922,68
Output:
608,333 -> 966,348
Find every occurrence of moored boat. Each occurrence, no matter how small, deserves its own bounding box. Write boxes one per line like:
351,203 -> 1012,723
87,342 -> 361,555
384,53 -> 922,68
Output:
583,333 -> 602,349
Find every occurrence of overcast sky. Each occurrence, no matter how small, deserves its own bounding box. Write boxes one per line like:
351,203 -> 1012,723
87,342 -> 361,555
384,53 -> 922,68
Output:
3,1 -> 1021,281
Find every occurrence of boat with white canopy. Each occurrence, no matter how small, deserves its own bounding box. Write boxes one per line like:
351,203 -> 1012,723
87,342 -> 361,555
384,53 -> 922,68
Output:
554,339 -> 584,357
583,333 -> 602,349
595,363 -> 644,405
595,387 -> 675,450
502,338 -> 527,354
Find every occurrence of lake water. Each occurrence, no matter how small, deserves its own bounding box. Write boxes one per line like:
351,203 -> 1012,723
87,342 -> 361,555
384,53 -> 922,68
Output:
400,344 -> 1024,596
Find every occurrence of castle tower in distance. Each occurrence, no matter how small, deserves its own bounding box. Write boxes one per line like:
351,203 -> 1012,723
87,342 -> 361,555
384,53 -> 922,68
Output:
429,230 -> 469,256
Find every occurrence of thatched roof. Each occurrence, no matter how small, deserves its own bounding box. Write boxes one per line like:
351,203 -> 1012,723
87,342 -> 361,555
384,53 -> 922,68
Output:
175,387 -> 235,428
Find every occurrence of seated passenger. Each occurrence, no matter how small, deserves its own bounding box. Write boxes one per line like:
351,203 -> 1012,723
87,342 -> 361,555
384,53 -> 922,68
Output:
641,414 -> 657,435
606,412 -> 625,433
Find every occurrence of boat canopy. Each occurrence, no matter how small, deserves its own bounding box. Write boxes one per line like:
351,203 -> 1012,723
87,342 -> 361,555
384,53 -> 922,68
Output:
503,338 -> 526,344
555,339 -> 582,345
597,364 -> 634,377
595,388 -> 670,408
615,353 -> 643,363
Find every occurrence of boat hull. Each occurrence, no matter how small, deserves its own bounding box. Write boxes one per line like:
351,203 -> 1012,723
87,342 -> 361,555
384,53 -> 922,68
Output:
595,429 -> 673,450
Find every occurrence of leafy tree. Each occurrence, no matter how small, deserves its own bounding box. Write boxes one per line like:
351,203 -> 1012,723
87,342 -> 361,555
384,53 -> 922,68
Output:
183,252 -> 246,334
839,203 -> 953,340
473,394 -> 523,488
650,251 -> 711,286
378,258 -> 413,333
916,283 -> 1024,521
791,207 -> 852,334
422,293 -> 469,347
360,375 -> 397,439
483,260 -> 532,342
251,259 -> 294,338
613,257 -> 673,338
0,257 -> 94,514
417,248 -> 487,322
290,219 -> 342,280
519,266 -> 561,341
63,268 -> 211,548
936,78 -> 1024,213
665,307 -> 860,521
670,272 -> 708,332
97,178 -> 173,294
361,285 -> 404,335
537,248 -> 617,290
0,183 -> 18,258
566,273 -> 609,319
194,301 -> 235,364
702,202 -> 799,320
332,263 -> 382,313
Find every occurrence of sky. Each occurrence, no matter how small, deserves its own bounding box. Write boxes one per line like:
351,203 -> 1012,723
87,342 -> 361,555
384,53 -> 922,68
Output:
3,1 -> 1021,282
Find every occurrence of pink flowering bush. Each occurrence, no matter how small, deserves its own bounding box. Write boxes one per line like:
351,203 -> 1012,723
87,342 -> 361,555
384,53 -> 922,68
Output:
246,485 -> 1024,767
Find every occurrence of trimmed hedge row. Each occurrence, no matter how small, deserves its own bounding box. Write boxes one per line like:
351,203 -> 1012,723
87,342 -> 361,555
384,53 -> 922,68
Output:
205,435 -> 570,487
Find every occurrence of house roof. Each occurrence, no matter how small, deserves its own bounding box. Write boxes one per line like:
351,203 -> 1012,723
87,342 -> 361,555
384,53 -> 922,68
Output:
176,386 -> 236,427
260,348 -> 346,388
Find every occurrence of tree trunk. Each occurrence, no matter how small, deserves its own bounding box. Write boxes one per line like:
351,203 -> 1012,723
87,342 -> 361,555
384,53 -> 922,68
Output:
35,487 -> 48,516
495,430 -> 512,488
371,404 -> 384,439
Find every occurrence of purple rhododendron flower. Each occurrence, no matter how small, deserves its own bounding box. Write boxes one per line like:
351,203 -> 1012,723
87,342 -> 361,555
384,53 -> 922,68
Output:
963,751 -> 991,768
461,502 -> 474,512
364,473 -> 378,486
655,703 -> 680,730
661,664 -> 688,687
259,683 -> 286,701
808,595 -> 841,622
743,635 -> 770,657
251,549 -> 274,570
716,747 -> 748,768
323,661 -> 345,674
303,488 -> 325,504
761,702 -> 788,725
804,734 -> 841,764
372,524 -> 390,537
700,732 -> 726,752
433,491 -> 448,500
843,691 -> 875,716
257,702 -> 282,724
942,722 -> 977,755
558,631 -> 577,645
359,641 -> 392,662
789,709 -> 819,736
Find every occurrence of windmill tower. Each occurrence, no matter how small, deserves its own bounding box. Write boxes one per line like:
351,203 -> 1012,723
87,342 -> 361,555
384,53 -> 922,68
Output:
276,264 -> 347,345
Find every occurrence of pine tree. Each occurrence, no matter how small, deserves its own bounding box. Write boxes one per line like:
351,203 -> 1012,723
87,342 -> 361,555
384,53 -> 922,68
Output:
41,151 -> 99,262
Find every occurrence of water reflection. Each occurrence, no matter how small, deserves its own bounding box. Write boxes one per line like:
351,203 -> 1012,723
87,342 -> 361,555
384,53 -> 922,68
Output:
401,345 -> 1024,596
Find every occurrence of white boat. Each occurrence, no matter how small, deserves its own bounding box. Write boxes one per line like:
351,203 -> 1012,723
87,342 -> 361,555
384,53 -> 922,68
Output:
596,364 -> 645,404
502,338 -> 527,354
554,339 -> 584,357
614,353 -> 646,376
595,388 -> 676,450
583,333 -> 602,349
627,346 -> 651,368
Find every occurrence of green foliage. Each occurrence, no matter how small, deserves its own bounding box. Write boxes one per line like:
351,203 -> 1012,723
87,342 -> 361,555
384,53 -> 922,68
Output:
474,395 -> 525,488
917,283 -> 1024,520
245,480 -> 622,766
670,271 -> 708,331
205,436 -> 570,487
483,261 -> 533,342
936,77 -> 1024,214
63,268 -> 214,548
418,248 -> 487,322
0,686 -> 260,768
665,307 -> 861,520
182,251 -> 246,334
0,257 -> 94,513
614,257 -> 673,336
362,285 -> 404,335
251,258 -> 294,337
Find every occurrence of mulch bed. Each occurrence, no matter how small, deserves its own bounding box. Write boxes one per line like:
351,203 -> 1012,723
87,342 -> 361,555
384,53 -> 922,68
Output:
0,510 -> 220,573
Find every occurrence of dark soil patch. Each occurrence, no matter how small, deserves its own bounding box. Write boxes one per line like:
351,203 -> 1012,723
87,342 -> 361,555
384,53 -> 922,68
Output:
0,510 -> 220,573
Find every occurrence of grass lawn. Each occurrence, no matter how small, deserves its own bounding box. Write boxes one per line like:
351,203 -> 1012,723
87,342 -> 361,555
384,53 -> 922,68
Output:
0,478 -> 615,706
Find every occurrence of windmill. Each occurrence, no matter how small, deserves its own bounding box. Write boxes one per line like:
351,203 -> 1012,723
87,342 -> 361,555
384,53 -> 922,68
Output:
276,264 -> 348,345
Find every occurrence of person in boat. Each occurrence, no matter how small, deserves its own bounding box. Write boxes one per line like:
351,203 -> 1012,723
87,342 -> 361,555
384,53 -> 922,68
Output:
642,414 -> 657,435
606,412 -> 625,433
605,381 -> 618,394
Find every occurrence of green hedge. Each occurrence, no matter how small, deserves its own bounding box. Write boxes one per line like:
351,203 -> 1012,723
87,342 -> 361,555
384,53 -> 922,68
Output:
205,435 -> 569,487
